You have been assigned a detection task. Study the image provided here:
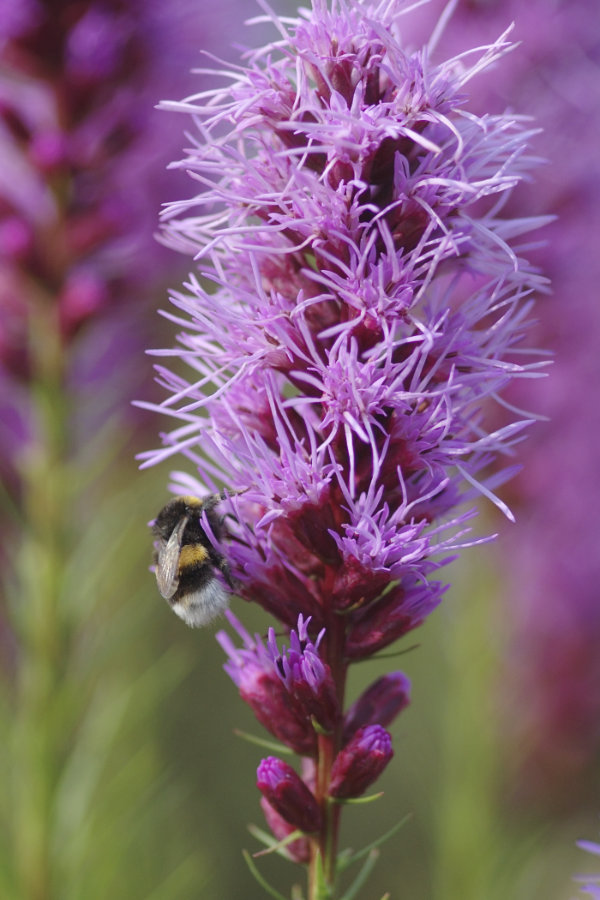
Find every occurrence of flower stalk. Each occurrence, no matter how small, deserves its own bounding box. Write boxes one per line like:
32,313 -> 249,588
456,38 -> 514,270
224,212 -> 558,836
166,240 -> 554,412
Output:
12,233 -> 71,900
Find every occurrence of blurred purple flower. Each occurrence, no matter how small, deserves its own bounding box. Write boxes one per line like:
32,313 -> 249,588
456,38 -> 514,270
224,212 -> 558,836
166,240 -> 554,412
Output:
574,833 -> 600,899
576,886 -> 600,900
0,3 -> 266,805
145,0 -> 547,882
0,0 -> 256,475
401,0 -> 600,809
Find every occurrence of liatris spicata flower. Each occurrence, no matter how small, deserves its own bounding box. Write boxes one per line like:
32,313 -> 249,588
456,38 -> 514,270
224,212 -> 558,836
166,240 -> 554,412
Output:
142,0 -> 548,894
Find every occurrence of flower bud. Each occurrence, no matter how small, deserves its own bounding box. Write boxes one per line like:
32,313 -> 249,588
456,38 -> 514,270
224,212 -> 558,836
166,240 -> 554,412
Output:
268,617 -> 340,731
236,662 -> 317,756
346,581 -> 443,659
291,647 -> 339,730
343,673 -> 411,744
331,556 -> 390,610
217,619 -> 318,756
329,725 -> 393,799
257,757 -> 322,833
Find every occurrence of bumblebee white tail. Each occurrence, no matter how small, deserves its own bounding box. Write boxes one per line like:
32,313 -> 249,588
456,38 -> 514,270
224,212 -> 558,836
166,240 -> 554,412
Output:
170,579 -> 229,628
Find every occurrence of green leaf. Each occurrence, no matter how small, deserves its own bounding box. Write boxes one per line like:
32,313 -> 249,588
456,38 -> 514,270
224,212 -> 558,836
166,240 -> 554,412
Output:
311,717 -> 332,736
338,849 -> 380,900
234,729 -> 294,755
312,849 -> 335,900
248,823 -> 304,859
291,885 -> 306,900
371,643 -> 420,661
330,791 -> 384,806
337,813 -> 412,874
242,849 -> 290,900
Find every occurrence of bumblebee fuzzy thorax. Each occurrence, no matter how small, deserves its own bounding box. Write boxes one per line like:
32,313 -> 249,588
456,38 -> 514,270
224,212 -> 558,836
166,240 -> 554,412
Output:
151,494 -> 231,628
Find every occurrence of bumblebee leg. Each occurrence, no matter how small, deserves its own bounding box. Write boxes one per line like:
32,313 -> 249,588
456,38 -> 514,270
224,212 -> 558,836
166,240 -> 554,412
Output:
218,557 -> 235,589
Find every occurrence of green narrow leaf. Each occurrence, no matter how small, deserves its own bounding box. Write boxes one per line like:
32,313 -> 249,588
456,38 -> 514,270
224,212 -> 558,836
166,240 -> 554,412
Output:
311,848 -> 336,900
311,717 -> 332,736
337,813 -> 412,874
234,729 -> 294,755
330,791 -> 384,806
248,823 -> 304,859
0,856 -> 16,900
371,644 -> 420,661
339,849 -> 380,900
142,852 -> 210,900
242,849 -> 290,900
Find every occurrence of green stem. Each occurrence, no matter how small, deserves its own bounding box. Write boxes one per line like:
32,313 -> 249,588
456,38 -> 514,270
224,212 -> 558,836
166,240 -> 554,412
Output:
13,301 -> 68,900
308,613 -> 347,900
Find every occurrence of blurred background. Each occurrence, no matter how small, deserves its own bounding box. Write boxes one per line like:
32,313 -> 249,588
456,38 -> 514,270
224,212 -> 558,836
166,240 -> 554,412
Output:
1,1 -> 598,898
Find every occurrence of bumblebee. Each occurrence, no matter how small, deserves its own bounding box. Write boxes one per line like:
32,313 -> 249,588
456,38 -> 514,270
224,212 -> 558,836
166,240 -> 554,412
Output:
151,494 -> 234,628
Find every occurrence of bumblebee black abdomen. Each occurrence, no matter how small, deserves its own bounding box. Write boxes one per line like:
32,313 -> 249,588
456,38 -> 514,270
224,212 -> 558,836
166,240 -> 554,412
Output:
152,493 -> 233,627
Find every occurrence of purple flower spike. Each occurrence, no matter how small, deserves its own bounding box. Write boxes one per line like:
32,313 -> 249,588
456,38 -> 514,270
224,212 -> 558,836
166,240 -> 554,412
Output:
147,0 -> 548,887
145,0 -> 547,645
343,672 -> 411,745
257,757 -> 322,834
329,725 -> 394,799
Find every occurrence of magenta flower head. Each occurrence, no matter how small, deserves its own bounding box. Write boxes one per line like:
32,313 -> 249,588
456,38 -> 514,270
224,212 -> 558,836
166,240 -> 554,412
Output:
217,613 -> 320,755
266,615 -> 340,731
143,0 -> 548,893
329,724 -> 394,799
257,757 -> 322,834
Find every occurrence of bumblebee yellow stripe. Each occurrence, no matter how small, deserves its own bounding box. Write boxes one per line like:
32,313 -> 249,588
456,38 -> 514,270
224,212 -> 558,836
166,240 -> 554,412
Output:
178,543 -> 209,570
181,495 -> 203,508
